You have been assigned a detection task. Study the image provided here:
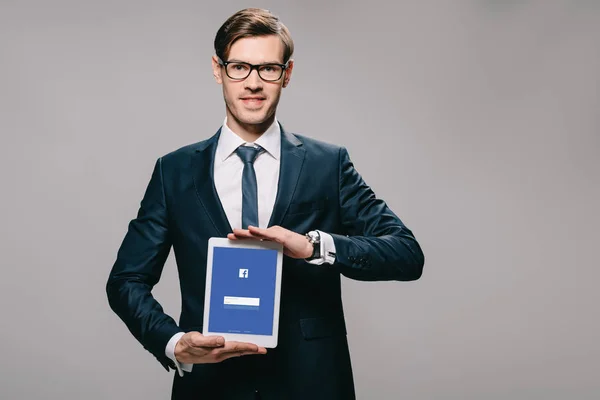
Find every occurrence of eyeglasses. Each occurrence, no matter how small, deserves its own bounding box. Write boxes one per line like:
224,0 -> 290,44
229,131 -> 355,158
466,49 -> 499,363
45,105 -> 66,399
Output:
217,58 -> 289,82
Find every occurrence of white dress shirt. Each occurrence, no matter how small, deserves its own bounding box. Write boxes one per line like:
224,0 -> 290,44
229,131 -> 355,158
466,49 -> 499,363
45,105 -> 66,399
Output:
165,117 -> 336,376
214,116 -> 281,230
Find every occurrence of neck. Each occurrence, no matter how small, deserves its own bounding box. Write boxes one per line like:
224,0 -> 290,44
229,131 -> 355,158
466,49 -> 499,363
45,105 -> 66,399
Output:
226,110 -> 275,143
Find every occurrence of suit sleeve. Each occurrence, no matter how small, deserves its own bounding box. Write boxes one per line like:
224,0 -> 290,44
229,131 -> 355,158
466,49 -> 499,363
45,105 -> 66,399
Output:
106,157 -> 181,371
329,147 -> 425,281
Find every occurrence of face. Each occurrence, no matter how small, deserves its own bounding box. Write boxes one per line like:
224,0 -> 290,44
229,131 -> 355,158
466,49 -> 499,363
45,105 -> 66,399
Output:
212,35 -> 294,133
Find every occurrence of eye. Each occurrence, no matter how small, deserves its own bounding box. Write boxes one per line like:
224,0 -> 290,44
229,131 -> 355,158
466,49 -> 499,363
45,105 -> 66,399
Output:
231,63 -> 249,71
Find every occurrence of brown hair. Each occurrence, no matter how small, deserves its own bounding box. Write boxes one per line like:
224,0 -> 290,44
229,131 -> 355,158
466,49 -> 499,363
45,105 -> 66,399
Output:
214,8 -> 294,63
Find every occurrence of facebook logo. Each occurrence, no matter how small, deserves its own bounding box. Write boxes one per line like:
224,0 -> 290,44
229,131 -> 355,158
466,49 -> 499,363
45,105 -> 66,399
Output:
239,269 -> 249,278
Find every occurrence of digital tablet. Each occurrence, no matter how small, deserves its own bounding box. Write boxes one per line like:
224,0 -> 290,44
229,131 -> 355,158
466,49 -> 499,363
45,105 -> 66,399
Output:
203,237 -> 283,348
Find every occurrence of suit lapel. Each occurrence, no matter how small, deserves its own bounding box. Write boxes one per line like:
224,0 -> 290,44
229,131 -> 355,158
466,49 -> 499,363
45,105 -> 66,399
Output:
192,124 -> 306,235
268,125 -> 306,228
192,128 -> 233,236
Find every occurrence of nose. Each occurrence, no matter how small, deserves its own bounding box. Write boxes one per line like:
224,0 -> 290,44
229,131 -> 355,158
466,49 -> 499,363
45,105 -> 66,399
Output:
244,68 -> 263,90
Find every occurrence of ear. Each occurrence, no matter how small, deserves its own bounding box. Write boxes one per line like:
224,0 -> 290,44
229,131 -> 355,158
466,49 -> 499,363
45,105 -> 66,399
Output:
282,59 -> 294,88
212,55 -> 223,84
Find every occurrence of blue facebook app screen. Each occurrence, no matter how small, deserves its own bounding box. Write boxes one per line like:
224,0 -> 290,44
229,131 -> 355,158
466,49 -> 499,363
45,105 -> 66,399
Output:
208,246 -> 277,335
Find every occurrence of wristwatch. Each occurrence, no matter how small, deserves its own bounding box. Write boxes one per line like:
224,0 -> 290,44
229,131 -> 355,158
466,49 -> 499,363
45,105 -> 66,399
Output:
305,230 -> 321,260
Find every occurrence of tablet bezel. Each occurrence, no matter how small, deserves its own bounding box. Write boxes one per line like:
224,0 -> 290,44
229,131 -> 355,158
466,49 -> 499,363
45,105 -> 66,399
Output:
203,237 -> 283,348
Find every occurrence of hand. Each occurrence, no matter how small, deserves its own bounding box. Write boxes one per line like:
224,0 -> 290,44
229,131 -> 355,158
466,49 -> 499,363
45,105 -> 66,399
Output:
174,331 -> 267,364
227,225 -> 313,259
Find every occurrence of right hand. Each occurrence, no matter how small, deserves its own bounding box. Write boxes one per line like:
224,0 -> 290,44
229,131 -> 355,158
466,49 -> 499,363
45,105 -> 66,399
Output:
174,331 -> 267,364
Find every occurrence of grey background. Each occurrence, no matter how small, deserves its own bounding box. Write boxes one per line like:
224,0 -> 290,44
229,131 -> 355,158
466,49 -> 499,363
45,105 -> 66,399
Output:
1,0 -> 598,399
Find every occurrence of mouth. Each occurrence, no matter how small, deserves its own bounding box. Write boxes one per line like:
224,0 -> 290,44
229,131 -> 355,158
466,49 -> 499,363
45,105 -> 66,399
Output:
240,97 -> 266,106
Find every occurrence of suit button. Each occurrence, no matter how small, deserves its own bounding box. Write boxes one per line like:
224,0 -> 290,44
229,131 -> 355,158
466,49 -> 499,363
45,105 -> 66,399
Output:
254,389 -> 261,400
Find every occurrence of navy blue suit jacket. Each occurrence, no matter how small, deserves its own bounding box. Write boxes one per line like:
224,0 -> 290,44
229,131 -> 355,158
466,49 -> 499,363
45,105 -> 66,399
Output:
107,126 -> 424,399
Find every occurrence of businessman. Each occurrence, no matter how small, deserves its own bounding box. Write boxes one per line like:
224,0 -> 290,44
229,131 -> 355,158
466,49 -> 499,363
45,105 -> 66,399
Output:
107,8 -> 424,400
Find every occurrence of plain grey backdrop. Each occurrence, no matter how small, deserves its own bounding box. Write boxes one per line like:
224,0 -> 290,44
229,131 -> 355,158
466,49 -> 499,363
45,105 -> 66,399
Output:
1,1 -> 598,399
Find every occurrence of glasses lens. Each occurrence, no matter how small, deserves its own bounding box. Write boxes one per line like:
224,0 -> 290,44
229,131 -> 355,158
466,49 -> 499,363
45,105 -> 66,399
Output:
258,65 -> 283,81
226,63 -> 251,79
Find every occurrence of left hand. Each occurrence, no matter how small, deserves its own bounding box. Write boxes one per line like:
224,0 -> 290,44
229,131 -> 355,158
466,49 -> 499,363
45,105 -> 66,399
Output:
227,225 -> 313,259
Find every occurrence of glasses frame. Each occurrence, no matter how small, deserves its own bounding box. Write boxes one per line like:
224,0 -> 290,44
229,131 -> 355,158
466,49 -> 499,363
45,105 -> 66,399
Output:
217,57 -> 289,82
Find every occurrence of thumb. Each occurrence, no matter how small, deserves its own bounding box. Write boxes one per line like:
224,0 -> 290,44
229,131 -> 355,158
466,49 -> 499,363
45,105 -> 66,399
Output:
188,332 -> 225,348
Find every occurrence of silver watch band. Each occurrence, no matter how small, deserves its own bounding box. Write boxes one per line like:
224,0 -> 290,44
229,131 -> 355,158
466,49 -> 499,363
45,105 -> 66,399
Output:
305,230 -> 321,260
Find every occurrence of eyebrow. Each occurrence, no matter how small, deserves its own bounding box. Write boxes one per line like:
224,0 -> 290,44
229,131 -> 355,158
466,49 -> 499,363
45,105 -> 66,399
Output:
228,59 -> 284,65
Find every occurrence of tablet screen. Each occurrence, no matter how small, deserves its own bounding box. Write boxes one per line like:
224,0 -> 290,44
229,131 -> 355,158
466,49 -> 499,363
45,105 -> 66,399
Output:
208,246 -> 278,335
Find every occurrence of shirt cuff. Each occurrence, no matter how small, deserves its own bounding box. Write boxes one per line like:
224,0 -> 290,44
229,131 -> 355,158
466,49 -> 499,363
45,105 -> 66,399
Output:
305,230 -> 336,265
165,332 -> 193,376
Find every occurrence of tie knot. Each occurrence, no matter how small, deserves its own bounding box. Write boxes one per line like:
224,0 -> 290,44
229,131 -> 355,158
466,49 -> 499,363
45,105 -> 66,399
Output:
235,145 -> 263,164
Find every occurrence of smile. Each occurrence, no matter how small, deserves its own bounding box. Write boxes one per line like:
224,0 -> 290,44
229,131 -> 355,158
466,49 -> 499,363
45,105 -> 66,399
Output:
241,98 -> 266,106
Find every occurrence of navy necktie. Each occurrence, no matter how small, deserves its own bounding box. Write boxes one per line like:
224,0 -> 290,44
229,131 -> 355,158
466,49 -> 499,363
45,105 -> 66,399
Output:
235,145 -> 263,229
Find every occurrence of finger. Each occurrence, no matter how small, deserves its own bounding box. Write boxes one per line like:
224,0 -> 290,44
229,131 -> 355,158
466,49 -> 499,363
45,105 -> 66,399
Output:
227,233 -> 238,240
190,334 -> 225,348
215,352 -> 248,362
231,229 -> 256,239
219,341 -> 259,354
245,226 -> 273,239
241,228 -> 271,242
242,348 -> 267,355
231,231 -> 265,241
247,226 -> 281,242
216,349 -> 267,362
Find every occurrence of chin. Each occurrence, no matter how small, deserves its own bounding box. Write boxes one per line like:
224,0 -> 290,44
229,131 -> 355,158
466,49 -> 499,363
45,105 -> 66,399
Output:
236,112 -> 270,126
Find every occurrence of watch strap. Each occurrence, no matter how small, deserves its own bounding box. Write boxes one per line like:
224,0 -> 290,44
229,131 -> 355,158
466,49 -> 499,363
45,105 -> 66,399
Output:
305,231 -> 321,260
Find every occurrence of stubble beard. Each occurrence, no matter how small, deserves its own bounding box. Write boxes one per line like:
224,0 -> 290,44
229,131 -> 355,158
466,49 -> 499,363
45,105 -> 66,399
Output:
225,95 -> 279,134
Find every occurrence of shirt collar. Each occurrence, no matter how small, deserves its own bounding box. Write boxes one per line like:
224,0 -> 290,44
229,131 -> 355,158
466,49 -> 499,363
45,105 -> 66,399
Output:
216,117 -> 281,162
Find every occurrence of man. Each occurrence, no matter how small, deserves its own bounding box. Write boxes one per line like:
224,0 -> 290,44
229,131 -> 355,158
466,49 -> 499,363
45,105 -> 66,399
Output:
107,8 -> 424,400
